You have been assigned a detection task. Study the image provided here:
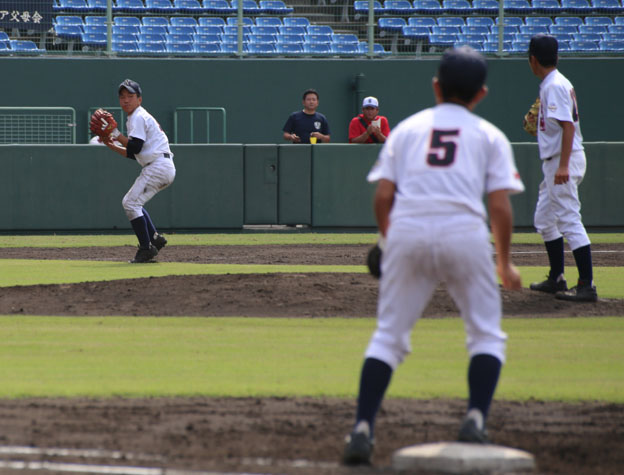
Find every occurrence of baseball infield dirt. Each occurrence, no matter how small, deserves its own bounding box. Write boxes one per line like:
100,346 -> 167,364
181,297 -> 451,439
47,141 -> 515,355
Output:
0,242 -> 622,474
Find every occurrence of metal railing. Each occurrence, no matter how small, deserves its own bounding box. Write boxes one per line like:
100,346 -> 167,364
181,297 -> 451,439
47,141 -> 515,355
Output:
0,107 -> 76,144
173,107 -> 227,144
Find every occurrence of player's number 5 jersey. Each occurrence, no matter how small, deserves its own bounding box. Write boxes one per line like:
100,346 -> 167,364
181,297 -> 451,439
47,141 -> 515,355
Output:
367,103 -> 524,222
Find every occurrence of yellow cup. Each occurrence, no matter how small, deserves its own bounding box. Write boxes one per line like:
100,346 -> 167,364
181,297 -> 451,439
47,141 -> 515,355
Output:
309,136 -> 317,144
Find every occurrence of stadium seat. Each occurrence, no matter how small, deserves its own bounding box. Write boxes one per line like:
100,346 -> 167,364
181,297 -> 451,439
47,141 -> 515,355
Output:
57,0 -> 89,12
194,42 -> 221,53
503,0 -> 533,14
275,43 -> 303,54
483,41 -> 512,52
511,40 -> 529,51
115,16 -> 141,26
81,32 -> 107,46
199,17 -> 226,27
599,39 -> 624,50
466,17 -> 494,27
248,43 -> 276,54
202,0 -> 236,12
282,17 -> 310,28
412,0 -> 443,14
141,25 -> 168,34
428,33 -> 457,46
519,25 -> 548,34
531,0 -> 563,14
304,34 -> 332,44
496,16 -> 524,27
455,40 -> 484,50
332,33 -> 359,44
113,32 -> 139,43
607,24 -> 624,33
486,32 -> 515,42
171,16 -> 198,27
555,16 -> 583,26
276,34 -> 304,43
574,32 -> 602,41
585,16 -> 613,26
602,32 -> 624,40
169,25 -> 195,34
457,33 -> 487,43
220,42 -> 248,53
462,25 -> 489,34
224,25 -> 252,34
525,17 -> 553,27
143,17 -> 169,27
115,0 -> 147,13
408,16 -> 436,27
194,33 -> 221,43
87,0 -> 107,11
256,17 -> 282,27
384,0 -> 414,14
304,43 -> 330,53
138,33 -> 166,43
166,42 -> 194,52
139,42 -> 167,53
307,25 -> 333,35
230,0 -> 261,13
358,42 -> 388,54
55,15 -> 84,26
166,33 -> 194,43
471,0 -> 498,14
330,43 -> 360,54
174,0 -> 204,13
563,0 -> 594,13
84,24 -> 107,34
514,32 -> 534,41
85,16 -> 107,25
552,33 -> 575,43
55,25 -> 83,40
259,0 -> 294,13
251,25 -> 279,35
441,0 -> 472,14
591,0 -> 623,13
379,17 -> 407,33
113,24 -> 140,34
579,24 -> 607,34
221,33 -> 249,43
226,17 -> 254,25
491,25 -> 519,34
249,33 -> 277,43
569,39 -> 599,50
353,1 -> 385,16
402,25 -> 430,40
431,25 -> 461,34
550,25 -> 578,34
438,16 -> 465,27
113,42 -> 140,52
145,0 -> 176,13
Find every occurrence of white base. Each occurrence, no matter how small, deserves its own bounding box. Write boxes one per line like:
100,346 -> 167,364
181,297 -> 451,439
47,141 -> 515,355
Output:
392,442 -> 535,474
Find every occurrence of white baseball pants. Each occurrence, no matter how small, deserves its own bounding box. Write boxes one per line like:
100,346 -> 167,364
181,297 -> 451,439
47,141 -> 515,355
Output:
122,156 -> 176,221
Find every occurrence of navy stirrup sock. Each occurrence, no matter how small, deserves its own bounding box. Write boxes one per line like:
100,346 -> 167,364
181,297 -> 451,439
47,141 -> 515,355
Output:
355,357 -> 393,437
572,244 -> 593,284
467,354 -> 502,420
545,237 -> 565,280
141,208 -> 157,240
130,216 -> 151,249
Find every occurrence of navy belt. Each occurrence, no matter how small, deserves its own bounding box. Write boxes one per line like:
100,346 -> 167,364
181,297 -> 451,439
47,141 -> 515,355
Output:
164,153 -> 171,158
544,156 -> 553,161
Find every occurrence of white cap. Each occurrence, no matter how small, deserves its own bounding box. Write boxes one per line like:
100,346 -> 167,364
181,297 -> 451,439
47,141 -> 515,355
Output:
362,96 -> 379,108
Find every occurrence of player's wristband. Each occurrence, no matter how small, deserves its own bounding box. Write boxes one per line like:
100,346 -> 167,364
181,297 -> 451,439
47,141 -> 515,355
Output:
110,128 -> 121,139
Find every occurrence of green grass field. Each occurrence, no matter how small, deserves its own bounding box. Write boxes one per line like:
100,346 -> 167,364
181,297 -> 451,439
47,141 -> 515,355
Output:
0,232 -> 622,402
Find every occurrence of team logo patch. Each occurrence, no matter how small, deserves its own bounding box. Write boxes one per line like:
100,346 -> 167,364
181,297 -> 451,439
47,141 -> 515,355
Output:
548,104 -> 557,111
314,121 -> 321,130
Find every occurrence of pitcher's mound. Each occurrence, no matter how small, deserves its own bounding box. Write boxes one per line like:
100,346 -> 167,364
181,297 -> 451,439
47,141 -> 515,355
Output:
392,441 -> 535,474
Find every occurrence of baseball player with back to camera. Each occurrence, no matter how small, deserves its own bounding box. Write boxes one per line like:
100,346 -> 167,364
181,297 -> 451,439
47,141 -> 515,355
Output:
343,46 -> 525,466
90,79 -> 175,263
526,34 -> 597,302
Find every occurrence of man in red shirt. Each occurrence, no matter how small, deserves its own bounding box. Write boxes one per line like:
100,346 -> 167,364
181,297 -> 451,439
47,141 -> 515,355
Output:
348,96 -> 391,144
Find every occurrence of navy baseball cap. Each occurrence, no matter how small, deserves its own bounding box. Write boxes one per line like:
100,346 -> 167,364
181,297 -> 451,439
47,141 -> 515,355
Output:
437,46 -> 487,103
119,79 -> 142,96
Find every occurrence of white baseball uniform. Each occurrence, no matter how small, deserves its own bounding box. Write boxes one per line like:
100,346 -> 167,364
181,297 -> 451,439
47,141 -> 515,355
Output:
534,69 -> 590,251
366,103 -> 524,369
121,106 -> 176,221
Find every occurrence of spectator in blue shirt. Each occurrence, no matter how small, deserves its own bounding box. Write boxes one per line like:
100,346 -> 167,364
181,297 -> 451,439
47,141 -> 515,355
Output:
282,89 -> 331,144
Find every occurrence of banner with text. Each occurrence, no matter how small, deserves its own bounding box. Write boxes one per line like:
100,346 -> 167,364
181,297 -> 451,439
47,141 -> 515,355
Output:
0,1 -> 53,31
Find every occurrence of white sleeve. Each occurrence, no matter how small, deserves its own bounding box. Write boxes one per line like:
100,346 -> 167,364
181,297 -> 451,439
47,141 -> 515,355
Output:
367,131 -> 398,183
544,84 -> 574,123
127,113 -> 148,141
485,130 -> 525,195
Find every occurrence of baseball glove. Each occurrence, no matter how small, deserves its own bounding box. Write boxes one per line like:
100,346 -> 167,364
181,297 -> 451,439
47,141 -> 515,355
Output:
366,243 -> 383,279
522,97 -> 540,137
90,109 -> 120,139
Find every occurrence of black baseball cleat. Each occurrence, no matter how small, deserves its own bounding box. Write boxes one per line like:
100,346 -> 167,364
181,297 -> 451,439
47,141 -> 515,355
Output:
130,244 -> 158,263
530,276 -> 568,294
457,416 -> 490,444
555,280 -> 598,303
152,233 -> 167,251
342,421 -> 374,466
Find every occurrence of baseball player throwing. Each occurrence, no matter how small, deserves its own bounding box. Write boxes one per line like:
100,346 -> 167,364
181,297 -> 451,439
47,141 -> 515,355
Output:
527,34 -> 597,302
343,47 -> 525,466
91,79 -> 175,263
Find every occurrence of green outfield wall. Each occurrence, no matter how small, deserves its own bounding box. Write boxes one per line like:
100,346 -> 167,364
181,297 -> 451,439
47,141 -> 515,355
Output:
1,57 -> 623,145
1,143 -> 622,231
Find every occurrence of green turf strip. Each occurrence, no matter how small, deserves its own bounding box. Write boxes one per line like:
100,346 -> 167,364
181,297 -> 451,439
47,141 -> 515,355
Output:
0,316 -> 621,402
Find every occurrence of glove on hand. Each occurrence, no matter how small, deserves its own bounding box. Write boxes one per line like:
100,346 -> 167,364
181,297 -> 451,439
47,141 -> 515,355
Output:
366,237 -> 385,279
90,109 -> 120,139
522,98 -> 540,137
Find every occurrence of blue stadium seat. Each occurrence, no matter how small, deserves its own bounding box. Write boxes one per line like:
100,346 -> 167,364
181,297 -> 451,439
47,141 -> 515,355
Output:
579,24 -> 607,34
113,24 -> 140,34
457,33 -> 487,43
224,25 -> 252,34
562,0 -> 592,13
602,32 -> 624,40
84,24 -> 106,34
166,33 -> 194,43
408,16 -> 436,27
138,33 -> 166,43
585,16 -> 613,26
511,40 -> 529,51
591,0 -> 623,13
259,0 -> 294,13
194,33 -> 221,43
379,17 -> 407,33
304,43 -> 331,54
358,42 -> 388,54
471,0 -> 498,14
503,0 -> 533,14
307,25 -> 333,35
304,34 -> 332,44
166,42 -> 194,52
412,0 -> 443,14
174,0 -> 204,12
202,0 -> 236,13
230,0 -> 261,13
532,0 -> 563,13
113,42 -> 139,53
251,25 -> 279,35
199,17 -> 226,27
455,40 -> 484,50
354,1 -> 385,16
115,16 -> 141,26
428,33 -> 457,45
226,17 -> 254,25
171,16 -> 198,28
113,32 -> 139,43
402,25 -> 430,40
607,24 -> 624,33
574,32 -> 601,41
87,0 -> 107,11
466,17 -> 494,28
248,43 -> 276,54
599,39 -> 624,50
143,17 -> 169,26
550,25 -> 578,34
552,33 -> 575,43
276,43 -> 304,54
249,33 -> 277,43
569,39 -> 599,50
81,32 -> 107,46
491,25 -> 519,34
514,32 -> 534,41
276,34 -> 304,43
57,0 -> 89,12
332,33 -> 359,43
462,25 -> 489,34
384,0 -> 414,14
431,25 -> 461,34
525,17 -> 553,27
221,33 -> 249,42
519,24 -> 549,34
115,0 -> 147,13
146,0 -> 176,13
55,15 -> 84,26
194,42 -> 221,53
256,17 -> 282,27
283,17 -> 311,28
85,16 -> 107,25
555,16 -> 583,26
220,42 -> 248,53
139,42 -> 167,53
496,16 -> 524,27
483,41 -> 512,52
55,25 -> 83,40
169,25 -> 196,34
486,32 -> 515,42
331,43 -> 360,54
141,25 -> 168,34
278,25 -> 305,35
442,0 -> 472,14
437,16 -> 465,27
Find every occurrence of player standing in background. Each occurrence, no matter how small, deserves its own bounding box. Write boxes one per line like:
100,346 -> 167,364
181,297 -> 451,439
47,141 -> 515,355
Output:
527,34 -> 598,302
342,46 -> 525,466
99,79 -> 175,263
